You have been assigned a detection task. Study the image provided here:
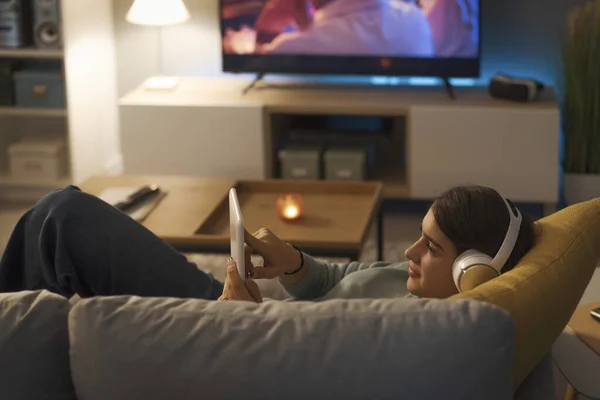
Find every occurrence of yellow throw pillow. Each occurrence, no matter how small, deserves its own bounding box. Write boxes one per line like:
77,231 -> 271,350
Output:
450,198 -> 600,390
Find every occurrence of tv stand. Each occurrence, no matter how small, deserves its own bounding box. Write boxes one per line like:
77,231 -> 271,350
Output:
442,77 -> 456,100
242,72 -> 265,95
119,77 -> 560,212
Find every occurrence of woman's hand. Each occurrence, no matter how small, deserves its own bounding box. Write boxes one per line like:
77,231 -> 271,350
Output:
244,228 -> 303,279
218,259 -> 262,303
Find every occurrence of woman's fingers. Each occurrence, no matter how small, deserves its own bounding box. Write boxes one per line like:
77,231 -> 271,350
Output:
244,228 -> 268,253
245,279 -> 263,303
226,260 -> 244,288
220,260 -> 262,303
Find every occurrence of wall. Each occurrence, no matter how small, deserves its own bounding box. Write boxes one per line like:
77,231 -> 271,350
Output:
114,0 -> 222,96
113,0 -> 575,97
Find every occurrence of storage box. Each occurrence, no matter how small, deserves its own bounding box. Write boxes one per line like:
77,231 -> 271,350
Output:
14,69 -> 66,109
324,148 -> 367,181
8,139 -> 68,181
0,61 -> 17,106
278,147 -> 321,180
288,128 -> 382,172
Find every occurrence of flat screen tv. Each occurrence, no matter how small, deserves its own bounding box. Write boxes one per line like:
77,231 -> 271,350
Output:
220,0 -> 481,78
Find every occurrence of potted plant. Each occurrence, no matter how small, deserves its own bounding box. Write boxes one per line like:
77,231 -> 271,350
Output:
563,0 -> 600,205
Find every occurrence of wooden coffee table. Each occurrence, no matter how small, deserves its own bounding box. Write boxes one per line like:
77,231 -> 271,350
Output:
80,175 -> 383,260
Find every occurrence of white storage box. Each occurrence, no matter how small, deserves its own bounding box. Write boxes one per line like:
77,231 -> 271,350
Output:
8,139 -> 68,181
324,148 -> 367,181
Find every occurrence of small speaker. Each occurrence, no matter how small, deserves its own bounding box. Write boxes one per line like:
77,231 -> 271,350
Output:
488,74 -> 545,103
0,0 -> 33,48
33,0 -> 61,49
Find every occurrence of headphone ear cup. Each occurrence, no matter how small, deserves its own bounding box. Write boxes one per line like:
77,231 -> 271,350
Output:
452,249 -> 498,293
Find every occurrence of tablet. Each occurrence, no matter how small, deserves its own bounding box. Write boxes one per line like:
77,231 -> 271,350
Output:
229,188 -> 245,281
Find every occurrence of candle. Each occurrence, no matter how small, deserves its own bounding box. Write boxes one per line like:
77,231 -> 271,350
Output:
277,194 -> 303,221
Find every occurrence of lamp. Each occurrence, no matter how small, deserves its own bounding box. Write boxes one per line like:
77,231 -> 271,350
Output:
126,0 -> 191,90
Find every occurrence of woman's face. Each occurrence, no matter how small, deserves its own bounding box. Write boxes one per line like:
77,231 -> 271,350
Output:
404,208 -> 460,298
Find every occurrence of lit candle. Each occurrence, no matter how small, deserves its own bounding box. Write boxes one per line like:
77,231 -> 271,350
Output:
277,194 -> 303,221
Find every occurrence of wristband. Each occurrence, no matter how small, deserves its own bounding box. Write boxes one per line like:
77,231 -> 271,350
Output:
284,244 -> 305,275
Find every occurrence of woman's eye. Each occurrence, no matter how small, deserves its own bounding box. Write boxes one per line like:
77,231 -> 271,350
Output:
426,241 -> 434,251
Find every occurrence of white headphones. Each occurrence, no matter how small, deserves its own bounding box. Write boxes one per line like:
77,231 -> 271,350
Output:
452,197 -> 522,292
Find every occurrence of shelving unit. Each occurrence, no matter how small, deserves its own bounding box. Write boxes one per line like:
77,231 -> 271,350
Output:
0,0 -> 120,202
0,106 -> 67,118
0,173 -> 70,189
0,44 -> 70,201
266,112 -> 410,199
0,48 -> 63,60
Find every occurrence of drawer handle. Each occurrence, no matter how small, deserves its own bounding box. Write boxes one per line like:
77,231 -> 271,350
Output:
32,85 -> 48,98
24,161 -> 43,171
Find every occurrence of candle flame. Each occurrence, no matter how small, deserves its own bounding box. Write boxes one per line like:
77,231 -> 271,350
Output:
283,205 -> 300,219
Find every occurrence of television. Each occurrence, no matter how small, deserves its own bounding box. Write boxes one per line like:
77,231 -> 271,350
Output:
220,0 -> 481,78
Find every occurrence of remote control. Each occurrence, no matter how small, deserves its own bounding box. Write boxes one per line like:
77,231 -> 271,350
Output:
114,185 -> 161,212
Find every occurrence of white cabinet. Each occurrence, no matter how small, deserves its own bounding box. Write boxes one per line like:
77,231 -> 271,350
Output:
120,104 -> 264,179
118,77 -> 560,205
409,106 -> 560,202
119,78 -> 265,179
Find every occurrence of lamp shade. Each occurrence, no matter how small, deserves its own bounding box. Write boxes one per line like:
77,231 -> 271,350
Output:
126,0 -> 191,26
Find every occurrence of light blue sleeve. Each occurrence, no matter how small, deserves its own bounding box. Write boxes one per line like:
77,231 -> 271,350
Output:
282,253 -> 409,300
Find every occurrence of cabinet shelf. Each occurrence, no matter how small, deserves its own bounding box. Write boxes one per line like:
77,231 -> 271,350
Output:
0,106 -> 67,118
0,47 -> 63,59
0,173 -> 71,189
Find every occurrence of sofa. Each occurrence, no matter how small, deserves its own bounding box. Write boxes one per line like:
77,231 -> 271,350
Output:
0,198 -> 599,400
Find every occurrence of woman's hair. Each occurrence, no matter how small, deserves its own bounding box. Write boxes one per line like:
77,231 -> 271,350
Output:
431,186 -> 537,273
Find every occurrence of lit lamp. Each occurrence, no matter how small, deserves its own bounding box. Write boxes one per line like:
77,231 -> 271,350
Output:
126,0 -> 191,90
277,194 -> 303,221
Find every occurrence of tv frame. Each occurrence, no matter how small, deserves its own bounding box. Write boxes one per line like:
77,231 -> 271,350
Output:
219,0 -> 482,78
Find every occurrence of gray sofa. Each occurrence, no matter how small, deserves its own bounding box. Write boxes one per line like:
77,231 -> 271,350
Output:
0,290 -> 555,400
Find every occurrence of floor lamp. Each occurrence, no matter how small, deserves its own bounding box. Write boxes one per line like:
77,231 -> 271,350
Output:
126,0 -> 191,90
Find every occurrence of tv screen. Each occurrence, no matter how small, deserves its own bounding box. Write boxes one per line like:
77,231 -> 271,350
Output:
220,0 -> 481,78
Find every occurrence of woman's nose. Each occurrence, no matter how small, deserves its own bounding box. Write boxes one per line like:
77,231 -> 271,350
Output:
405,242 -> 419,262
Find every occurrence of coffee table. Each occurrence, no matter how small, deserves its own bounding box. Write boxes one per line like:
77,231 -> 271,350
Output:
80,175 -> 384,260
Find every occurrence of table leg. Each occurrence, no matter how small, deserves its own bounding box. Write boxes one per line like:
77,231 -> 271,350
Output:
565,384 -> 579,400
377,206 -> 384,261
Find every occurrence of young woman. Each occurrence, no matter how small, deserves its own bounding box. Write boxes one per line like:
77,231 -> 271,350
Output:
0,185 -> 535,302
222,185 -> 537,302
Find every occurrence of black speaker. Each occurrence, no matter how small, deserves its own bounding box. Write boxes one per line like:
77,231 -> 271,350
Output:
488,74 -> 545,103
33,0 -> 61,49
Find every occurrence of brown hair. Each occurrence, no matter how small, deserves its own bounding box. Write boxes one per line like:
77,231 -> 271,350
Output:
431,186 -> 537,273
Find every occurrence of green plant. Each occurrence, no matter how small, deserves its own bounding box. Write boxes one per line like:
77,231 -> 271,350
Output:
564,0 -> 600,174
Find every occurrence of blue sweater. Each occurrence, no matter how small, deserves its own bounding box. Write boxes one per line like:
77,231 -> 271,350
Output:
283,254 -> 415,301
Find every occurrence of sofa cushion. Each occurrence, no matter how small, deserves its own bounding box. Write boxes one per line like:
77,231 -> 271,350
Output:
451,198 -> 600,390
0,290 -> 75,400
69,296 -> 514,400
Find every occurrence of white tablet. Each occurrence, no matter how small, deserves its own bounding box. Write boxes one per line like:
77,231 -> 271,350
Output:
229,188 -> 245,281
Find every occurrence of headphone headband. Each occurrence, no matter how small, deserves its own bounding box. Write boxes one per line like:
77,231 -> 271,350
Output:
490,198 -> 522,272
